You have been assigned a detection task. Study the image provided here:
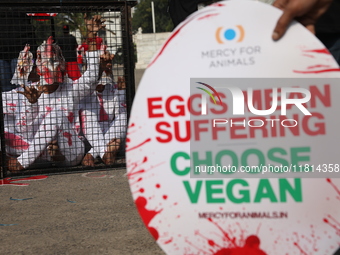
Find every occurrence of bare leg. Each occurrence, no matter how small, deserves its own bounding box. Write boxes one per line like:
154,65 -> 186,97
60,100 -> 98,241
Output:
7,157 -> 24,172
47,140 -> 66,162
81,153 -> 95,167
102,138 -> 121,165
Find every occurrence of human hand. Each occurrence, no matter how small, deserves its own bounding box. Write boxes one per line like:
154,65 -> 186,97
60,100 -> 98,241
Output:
99,45 -> 114,74
16,44 -> 34,79
117,76 -> 126,90
85,14 -> 106,38
272,0 -> 333,40
17,84 -> 43,104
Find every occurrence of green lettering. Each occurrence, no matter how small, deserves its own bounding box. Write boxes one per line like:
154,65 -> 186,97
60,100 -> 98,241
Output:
268,147 -> 289,166
227,179 -> 250,203
279,178 -> 302,202
171,152 -> 190,176
254,179 -> 278,203
183,181 -> 202,203
206,180 -> 225,203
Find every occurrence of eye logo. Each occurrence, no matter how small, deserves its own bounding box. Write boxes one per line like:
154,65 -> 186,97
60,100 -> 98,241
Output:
215,25 -> 245,44
196,82 -> 222,115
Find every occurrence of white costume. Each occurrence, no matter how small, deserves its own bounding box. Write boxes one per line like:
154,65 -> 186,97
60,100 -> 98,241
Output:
1,47 -> 36,156
79,76 -> 127,160
15,43 -> 101,168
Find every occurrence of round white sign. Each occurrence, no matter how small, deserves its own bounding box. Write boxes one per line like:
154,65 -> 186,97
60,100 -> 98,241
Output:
127,1 -> 340,254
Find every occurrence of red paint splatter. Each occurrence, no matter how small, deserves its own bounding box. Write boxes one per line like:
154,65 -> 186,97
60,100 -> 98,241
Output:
135,196 -> 162,241
147,9 -> 216,68
67,112 -> 74,123
0,175 -> 48,186
323,216 -> 340,236
128,123 -> 135,128
293,68 -> 340,74
293,242 -> 308,255
164,237 -> 173,244
198,13 -> 219,20
139,188 -> 145,193
307,64 -> 331,69
125,138 -> 151,152
163,195 -> 168,200
62,132 -> 72,146
148,227 -> 159,240
45,106 -> 52,112
326,178 -> 340,196
211,3 -> 225,7
130,177 -> 143,186
303,48 -> 330,55
126,156 -> 148,180
156,184 -> 161,188
6,102 -> 16,106
187,219 -> 268,255
4,132 -> 29,150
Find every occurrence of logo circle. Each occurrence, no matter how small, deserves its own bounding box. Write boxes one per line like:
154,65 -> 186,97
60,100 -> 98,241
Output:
224,29 -> 236,40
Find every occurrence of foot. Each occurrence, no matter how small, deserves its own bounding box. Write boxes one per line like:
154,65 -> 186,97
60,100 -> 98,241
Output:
102,138 -> 121,165
82,153 -> 95,167
7,157 -> 24,172
47,140 -> 65,162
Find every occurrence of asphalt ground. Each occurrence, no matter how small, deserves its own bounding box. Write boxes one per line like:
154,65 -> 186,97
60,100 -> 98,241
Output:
0,168 -> 164,255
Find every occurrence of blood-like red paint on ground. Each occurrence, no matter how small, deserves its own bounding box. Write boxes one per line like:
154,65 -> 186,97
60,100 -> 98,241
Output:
4,132 -> 29,150
0,175 -> 48,186
63,132 -> 72,146
163,195 -> 168,200
156,184 -> 161,188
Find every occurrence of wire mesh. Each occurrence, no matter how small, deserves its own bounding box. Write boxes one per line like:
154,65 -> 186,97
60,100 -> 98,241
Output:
0,1 -> 136,178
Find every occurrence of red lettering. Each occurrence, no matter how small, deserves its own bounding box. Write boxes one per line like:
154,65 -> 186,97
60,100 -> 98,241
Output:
310,84 -> 331,108
174,121 -> 190,142
302,112 -> 325,136
166,96 -> 185,117
194,120 -> 209,141
155,122 -> 172,143
148,97 -> 164,118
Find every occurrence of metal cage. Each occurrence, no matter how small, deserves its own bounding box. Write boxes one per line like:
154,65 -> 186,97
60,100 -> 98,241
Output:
0,0 -> 137,178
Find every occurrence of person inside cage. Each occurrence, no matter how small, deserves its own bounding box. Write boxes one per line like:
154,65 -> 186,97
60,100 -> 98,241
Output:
6,15 -> 113,172
79,74 -> 127,167
1,44 -> 37,157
